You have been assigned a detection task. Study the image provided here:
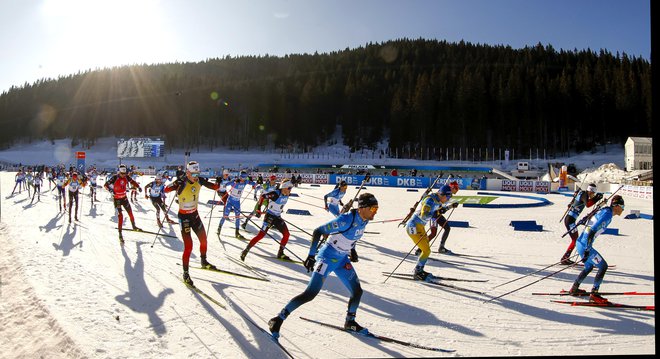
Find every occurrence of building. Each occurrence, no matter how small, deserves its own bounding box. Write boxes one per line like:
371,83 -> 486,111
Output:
625,137 -> 653,171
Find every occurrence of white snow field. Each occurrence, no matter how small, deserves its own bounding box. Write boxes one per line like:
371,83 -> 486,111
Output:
0,167 -> 654,358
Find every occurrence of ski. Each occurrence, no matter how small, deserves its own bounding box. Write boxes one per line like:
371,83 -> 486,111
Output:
176,263 -> 269,282
381,272 -> 489,283
115,227 -> 178,239
219,294 -> 295,359
299,316 -> 455,353
438,251 -> 491,259
223,253 -> 270,281
170,272 -> 226,309
551,300 -> 654,311
388,274 -> 485,294
574,263 -> 616,269
253,252 -> 303,265
533,290 -> 654,296
427,257 -> 464,267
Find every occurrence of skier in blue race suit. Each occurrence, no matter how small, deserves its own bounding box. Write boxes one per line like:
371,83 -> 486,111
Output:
268,193 -> 379,339
569,194 -> 625,304
217,170 -> 256,239
323,180 -> 348,217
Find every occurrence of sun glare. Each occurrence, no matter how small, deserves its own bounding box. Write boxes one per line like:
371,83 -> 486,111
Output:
40,0 -> 175,73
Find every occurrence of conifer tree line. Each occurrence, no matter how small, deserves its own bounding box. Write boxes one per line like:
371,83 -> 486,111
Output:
0,38 -> 651,158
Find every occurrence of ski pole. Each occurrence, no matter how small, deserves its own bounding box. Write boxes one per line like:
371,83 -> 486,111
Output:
245,216 -> 305,263
427,207 -> 456,250
383,209 -> 454,284
483,260 -> 578,304
282,218 -> 313,237
369,217 -> 404,224
150,193 -> 177,248
288,197 -> 326,210
205,190 -> 226,251
558,190 -> 579,223
491,253 -> 580,289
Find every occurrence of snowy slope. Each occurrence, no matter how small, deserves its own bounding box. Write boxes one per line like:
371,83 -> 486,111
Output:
0,167 -> 654,358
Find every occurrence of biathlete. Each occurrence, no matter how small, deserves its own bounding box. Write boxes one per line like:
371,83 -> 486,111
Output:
63,172 -> 85,223
217,171 -> 256,239
406,184 -> 457,281
145,174 -> 176,227
569,195 -> 625,304
268,193 -> 378,339
242,174 -> 279,228
561,183 -> 602,264
324,180 -> 348,217
240,180 -> 294,261
164,161 -> 220,286
104,164 -> 142,243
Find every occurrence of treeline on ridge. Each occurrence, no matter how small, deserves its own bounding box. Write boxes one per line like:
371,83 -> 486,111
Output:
0,38 -> 651,157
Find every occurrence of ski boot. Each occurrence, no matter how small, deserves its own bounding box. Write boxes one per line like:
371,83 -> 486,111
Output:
276,247 -> 291,261
268,315 -> 284,339
560,254 -> 575,265
413,267 -> 434,282
344,313 -> 368,334
156,218 -> 163,228
568,283 -> 588,296
200,256 -> 217,270
131,222 -> 142,232
118,232 -> 124,245
589,290 -> 610,304
240,247 -> 250,262
182,271 -> 194,286
166,217 -> 176,224
241,221 -> 248,230
235,230 -> 246,240
438,247 -> 453,255
216,225 -> 222,235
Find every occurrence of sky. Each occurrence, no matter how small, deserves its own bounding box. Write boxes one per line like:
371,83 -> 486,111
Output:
0,0 -> 651,93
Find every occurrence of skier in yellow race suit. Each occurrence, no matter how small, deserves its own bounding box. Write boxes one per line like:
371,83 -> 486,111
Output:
164,161 -> 220,286
405,183 -> 458,281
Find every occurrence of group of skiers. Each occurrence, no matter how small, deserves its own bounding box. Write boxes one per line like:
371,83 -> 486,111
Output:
9,161 -> 628,338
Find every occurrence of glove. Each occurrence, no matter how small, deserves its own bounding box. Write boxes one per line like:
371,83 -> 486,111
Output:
303,255 -> 316,273
451,202 -> 459,208
255,210 -> 262,218
593,193 -> 603,202
581,250 -> 590,263
350,248 -> 359,262
138,187 -> 142,193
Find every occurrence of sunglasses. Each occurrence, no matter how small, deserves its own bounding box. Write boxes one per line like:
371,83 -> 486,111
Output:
369,206 -> 379,212
191,173 -> 200,178
614,204 -> 625,210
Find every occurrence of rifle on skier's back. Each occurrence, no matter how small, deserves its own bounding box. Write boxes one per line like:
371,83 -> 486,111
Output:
398,175 -> 443,227
561,184 -> 623,238
340,173 -> 371,214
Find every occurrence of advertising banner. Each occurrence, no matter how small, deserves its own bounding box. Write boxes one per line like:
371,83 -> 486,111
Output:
501,180 -> 517,191
518,180 -> 535,192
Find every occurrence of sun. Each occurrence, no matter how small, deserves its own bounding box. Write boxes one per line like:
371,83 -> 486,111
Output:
39,0 -> 176,73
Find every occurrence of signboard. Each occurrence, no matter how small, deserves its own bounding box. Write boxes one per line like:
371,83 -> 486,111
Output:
501,180 -> 517,191
519,180 -> 535,192
76,151 -> 85,173
117,137 -> 165,158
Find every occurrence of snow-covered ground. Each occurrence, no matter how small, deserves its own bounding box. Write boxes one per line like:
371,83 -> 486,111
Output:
0,152 -> 654,358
